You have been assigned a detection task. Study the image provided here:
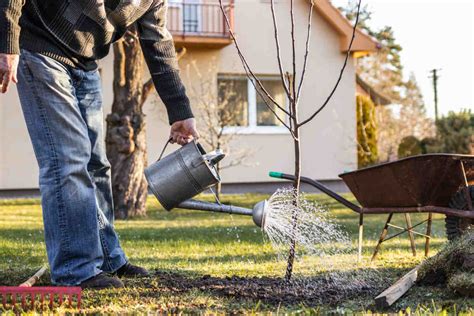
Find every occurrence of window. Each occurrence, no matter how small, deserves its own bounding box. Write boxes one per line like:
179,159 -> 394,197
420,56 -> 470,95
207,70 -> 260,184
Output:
183,3 -> 200,33
218,75 -> 288,133
218,76 -> 248,126
168,0 -> 202,34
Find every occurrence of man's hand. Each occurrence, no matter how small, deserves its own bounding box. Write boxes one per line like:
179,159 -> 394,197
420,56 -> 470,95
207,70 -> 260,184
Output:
0,54 -> 19,94
169,118 -> 200,145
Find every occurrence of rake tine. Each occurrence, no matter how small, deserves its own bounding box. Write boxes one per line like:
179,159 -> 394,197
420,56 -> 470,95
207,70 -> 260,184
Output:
31,293 -> 35,310
67,293 -> 72,307
21,293 -> 26,309
49,293 -> 54,309
40,293 -> 44,308
77,292 -> 82,309
2,293 -> 6,308
58,293 -> 63,306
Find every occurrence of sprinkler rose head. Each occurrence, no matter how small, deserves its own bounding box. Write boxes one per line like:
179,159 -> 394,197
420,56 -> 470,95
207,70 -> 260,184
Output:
252,200 -> 268,228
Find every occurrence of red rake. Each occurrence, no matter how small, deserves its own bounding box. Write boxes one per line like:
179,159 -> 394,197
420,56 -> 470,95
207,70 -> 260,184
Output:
0,266 -> 82,311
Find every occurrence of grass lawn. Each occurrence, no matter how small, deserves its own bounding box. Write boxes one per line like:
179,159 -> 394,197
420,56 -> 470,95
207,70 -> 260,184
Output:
0,193 -> 472,314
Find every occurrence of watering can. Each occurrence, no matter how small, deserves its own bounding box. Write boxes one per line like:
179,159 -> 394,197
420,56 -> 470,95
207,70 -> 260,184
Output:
145,140 -> 268,227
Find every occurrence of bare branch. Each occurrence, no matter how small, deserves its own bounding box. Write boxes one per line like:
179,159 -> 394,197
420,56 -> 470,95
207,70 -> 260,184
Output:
176,47 -> 187,60
286,72 -> 294,133
140,78 -> 154,106
296,0 -> 314,102
218,0 -> 294,119
298,0 -> 362,127
270,0 -> 291,98
290,0 -> 297,105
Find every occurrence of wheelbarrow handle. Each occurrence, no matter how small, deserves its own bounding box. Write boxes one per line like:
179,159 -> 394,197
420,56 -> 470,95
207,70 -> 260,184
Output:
269,171 -> 362,213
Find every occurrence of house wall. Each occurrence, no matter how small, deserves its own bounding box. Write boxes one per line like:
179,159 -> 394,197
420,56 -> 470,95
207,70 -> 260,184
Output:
0,0 -> 357,190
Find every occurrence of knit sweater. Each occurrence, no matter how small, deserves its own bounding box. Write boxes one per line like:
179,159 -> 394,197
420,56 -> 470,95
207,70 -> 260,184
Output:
0,0 -> 193,124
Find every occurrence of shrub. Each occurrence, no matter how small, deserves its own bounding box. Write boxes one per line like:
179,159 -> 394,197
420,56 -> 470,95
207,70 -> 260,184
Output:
420,136 -> 439,154
435,109 -> 473,154
397,135 -> 422,158
356,95 -> 378,168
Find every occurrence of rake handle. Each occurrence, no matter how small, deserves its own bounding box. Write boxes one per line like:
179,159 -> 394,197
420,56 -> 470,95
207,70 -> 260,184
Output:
19,266 -> 47,287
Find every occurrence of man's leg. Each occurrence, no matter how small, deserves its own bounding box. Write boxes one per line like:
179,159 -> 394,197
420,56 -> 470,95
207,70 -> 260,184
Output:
74,68 -> 127,273
17,50 -> 106,285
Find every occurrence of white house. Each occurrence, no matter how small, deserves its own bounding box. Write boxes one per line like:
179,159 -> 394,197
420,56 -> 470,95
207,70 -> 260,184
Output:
0,0 -> 378,195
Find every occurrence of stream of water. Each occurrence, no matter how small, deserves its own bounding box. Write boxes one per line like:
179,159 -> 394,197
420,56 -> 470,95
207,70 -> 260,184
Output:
262,187 -> 350,257
261,187 -> 383,292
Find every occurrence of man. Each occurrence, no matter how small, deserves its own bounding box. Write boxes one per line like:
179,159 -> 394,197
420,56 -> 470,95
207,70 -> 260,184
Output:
0,0 -> 199,289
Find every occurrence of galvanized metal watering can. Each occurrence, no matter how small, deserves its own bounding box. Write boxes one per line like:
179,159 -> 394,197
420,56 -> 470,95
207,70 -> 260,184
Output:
145,140 -> 267,227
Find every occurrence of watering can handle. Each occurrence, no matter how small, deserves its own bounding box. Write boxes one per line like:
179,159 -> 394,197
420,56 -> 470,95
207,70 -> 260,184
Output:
196,142 -> 207,155
157,137 -> 173,162
157,138 -> 207,162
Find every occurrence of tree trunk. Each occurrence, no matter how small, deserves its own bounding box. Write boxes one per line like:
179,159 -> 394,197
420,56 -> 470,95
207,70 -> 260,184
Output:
285,130 -> 301,281
285,78 -> 301,281
106,32 -> 148,219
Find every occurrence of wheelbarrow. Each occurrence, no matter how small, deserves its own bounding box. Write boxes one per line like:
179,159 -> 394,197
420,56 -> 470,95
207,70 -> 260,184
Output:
269,154 -> 474,261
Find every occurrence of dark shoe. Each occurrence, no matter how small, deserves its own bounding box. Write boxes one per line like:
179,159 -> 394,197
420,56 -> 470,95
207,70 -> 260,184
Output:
80,273 -> 124,289
116,262 -> 150,278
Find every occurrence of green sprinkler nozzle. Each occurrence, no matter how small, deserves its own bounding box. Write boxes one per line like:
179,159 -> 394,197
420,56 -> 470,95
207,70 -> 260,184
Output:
269,171 -> 283,179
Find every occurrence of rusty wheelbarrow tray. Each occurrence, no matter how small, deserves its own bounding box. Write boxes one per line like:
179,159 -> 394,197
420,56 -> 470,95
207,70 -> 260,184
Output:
270,154 -> 474,218
269,154 -> 474,260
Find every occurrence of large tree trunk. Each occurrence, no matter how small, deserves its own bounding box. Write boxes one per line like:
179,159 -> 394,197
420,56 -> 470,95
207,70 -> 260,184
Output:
106,31 -> 149,219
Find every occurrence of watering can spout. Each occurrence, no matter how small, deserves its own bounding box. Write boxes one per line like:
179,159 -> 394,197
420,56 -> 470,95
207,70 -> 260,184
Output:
252,200 -> 267,228
176,199 -> 268,228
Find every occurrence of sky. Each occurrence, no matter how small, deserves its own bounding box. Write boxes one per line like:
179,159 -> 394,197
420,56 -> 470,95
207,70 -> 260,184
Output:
332,0 -> 473,118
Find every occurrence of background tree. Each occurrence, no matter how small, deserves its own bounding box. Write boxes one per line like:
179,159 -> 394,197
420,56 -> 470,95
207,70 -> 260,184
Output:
106,30 -> 149,219
434,109 -> 474,154
356,94 -> 378,167
340,2 -> 403,103
106,29 -> 185,219
340,3 -> 435,161
374,75 -> 434,161
186,61 -> 254,198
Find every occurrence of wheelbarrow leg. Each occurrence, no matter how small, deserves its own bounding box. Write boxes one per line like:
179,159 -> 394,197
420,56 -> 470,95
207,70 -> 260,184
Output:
371,213 -> 393,262
424,212 -> 432,257
358,213 -> 364,262
405,213 -> 417,257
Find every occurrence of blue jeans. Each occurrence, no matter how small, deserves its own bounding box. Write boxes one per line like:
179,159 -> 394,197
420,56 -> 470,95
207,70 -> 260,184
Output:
17,49 -> 127,285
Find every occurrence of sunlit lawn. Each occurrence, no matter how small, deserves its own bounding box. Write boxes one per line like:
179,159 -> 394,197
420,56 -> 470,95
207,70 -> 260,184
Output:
0,194 -> 472,314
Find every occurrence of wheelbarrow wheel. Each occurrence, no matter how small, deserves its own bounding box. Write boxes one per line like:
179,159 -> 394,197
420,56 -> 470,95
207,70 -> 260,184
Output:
445,185 -> 473,241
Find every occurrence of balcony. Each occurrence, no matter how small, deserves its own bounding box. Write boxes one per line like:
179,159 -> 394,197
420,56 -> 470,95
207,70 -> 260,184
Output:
167,1 -> 234,48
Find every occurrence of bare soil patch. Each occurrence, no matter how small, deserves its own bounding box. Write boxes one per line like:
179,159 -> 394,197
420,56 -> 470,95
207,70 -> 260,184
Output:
146,270 -> 384,306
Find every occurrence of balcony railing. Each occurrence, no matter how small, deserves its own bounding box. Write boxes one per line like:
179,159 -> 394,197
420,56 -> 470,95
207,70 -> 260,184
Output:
167,1 -> 234,47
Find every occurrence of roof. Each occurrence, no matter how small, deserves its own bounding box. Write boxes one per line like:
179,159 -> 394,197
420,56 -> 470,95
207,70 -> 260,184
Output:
315,0 -> 380,56
356,74 -> 391,105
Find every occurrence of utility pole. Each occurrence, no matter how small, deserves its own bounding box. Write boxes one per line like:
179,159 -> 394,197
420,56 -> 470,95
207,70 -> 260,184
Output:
429,69 -> 441,121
